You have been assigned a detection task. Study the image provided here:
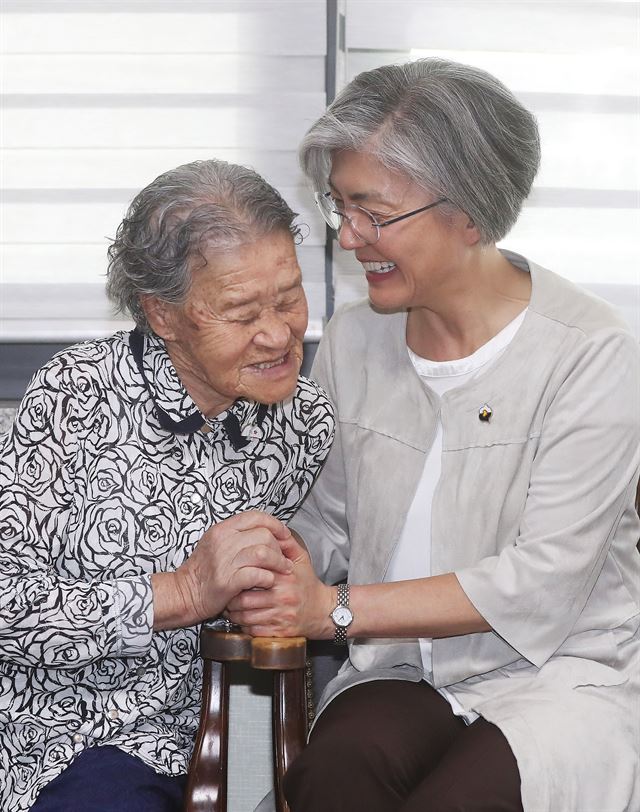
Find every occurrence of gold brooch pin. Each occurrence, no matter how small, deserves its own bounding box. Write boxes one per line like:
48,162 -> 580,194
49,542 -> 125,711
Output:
478,404 -> 492,422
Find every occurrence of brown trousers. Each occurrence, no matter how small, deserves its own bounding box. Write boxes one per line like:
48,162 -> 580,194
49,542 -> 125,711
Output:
284,679 -> 524,812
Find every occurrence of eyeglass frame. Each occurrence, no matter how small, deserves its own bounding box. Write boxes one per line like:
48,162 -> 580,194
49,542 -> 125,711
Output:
315,191 -> 449,244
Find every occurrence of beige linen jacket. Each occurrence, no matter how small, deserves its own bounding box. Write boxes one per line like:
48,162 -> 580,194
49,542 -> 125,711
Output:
290,255 -> 640,812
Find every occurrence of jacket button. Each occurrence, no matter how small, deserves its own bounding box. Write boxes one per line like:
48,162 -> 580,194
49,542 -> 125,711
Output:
72,733 -> 84,744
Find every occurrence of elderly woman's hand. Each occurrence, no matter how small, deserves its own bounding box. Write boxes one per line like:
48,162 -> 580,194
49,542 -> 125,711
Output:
151,510 -> 293,630
225,533 -> 335,639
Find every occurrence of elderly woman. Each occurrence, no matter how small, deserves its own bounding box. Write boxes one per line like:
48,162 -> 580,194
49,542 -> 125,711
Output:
0,159 -> 334,812
228,59 -> 640,812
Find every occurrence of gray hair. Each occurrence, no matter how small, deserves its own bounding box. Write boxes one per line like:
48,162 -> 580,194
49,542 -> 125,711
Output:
106,159 -> 302,331
299,58 -> 540,243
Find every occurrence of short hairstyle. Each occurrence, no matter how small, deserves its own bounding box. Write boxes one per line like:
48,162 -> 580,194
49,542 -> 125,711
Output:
299,58 -> 540,243
106,159 -> 302,331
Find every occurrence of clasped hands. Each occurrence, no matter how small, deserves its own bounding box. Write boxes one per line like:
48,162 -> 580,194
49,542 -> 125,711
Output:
154,509 -> 333,638
225,516 -> 334,641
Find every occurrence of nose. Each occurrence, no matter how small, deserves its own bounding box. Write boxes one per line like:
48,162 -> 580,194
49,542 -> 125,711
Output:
337,218 -> 367,250
253,310 -> 291,349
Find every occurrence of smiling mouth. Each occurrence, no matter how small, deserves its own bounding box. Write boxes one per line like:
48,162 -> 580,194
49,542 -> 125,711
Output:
250,354 -> 288,371
362,261 -> 396,275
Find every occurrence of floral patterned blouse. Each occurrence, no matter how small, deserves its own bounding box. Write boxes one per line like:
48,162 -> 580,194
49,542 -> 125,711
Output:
0,329 -> 335,811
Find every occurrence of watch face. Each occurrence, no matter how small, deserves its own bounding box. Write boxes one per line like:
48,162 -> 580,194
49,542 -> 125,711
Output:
331,606 -> 353,628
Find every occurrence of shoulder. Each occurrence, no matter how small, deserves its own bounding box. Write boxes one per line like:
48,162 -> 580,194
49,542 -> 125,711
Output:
28,332 -> 132,397
523,263 -> 640,392
324,298 -> 405,346
265,377 -> 335,462
318,300 -> 408,388
7,333 -> 131,453
528,260 -> 633,338
285,376 -> 335,430
15,333 -> 134,435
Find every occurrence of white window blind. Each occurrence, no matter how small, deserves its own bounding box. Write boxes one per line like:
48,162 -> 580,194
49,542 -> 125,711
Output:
334,0 -> 640,338
0,0 -> 329,343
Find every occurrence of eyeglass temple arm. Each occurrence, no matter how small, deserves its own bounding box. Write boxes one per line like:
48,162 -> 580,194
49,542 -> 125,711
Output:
379,198 -> 448,228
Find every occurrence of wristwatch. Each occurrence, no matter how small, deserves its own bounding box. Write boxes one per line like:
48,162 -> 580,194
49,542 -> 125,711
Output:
330,584 -> 353,645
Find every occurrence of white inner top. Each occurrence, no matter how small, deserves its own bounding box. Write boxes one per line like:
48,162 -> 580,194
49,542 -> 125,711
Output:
384,307 -> 528,722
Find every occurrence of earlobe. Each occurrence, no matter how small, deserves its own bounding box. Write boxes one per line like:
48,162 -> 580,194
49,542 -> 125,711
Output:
140,295 -> 176,340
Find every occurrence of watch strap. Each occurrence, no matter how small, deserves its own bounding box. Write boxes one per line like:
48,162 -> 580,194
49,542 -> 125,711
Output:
334,625 -> 348,645
333,583 -> 350,646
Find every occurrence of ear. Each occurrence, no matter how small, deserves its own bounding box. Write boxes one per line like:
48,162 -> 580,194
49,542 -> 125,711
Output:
461,215 -> 482,247
140,295 -> 178,341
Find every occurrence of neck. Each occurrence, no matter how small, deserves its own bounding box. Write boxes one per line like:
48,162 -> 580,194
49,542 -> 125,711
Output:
406,246 -> 531,361
164,340 -> 234,418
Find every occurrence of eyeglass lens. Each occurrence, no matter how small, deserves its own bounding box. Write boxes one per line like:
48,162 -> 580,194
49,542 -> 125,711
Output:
317,195 -> 379,244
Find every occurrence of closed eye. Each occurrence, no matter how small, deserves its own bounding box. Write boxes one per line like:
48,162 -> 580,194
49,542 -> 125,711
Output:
332,199 -> 389,222
277,288 -> 305,309
277,297 -> 302,311
366,209 -> 389,220
227,308 -> 260,324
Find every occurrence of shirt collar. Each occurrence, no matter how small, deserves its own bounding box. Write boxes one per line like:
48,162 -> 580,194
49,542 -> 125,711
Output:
128,328 -> 268,448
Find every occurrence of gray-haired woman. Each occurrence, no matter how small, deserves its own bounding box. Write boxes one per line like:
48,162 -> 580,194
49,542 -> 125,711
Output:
0,159 -> 334,812
228,59 -> 640,812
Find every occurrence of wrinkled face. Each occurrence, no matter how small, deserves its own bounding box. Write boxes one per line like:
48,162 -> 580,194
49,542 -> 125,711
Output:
329,149 -> 474,312
145,230 -> 308,417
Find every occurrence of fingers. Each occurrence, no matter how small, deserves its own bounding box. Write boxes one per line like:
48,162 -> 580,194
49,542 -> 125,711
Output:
278,533 -> 307,563
228,611 -> 300,638
173,514 -> 294,625
290,528 -> 308,550
232,566 -> 277,594
222,510 -> 291,540
233,543 -> 293,577
243,624 -> 292,638
226,577 -> 290,612
226,572 -> 302,634
226,607 -> 276,628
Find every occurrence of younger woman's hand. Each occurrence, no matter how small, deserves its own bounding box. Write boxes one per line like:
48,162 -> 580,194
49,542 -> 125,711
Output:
225,533 -> 335,640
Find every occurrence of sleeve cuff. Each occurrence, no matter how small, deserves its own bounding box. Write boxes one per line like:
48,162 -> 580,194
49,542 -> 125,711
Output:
456,562 -> 558,668
111,576 -> 154,657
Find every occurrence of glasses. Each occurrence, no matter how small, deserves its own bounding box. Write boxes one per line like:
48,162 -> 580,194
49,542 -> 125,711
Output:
315,192 -> 448,245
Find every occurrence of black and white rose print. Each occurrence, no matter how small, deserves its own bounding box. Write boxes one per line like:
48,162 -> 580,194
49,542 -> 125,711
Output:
0,329 -> 335,811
